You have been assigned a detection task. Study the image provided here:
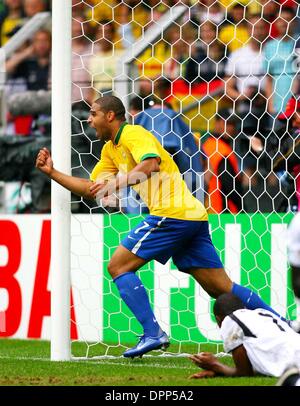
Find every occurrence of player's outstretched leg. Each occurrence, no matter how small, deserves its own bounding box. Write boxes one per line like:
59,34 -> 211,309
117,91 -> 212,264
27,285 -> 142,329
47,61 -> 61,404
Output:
108,246 -> 169,358
231,282 -> 289,321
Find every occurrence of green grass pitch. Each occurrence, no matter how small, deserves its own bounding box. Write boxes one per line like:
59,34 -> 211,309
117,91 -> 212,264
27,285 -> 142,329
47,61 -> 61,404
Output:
0,339 -> 276,386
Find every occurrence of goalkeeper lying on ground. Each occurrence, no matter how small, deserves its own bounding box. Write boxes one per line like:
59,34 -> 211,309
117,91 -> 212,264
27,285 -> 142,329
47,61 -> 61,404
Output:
189,293 -> 300,384
36,95 -> 291,358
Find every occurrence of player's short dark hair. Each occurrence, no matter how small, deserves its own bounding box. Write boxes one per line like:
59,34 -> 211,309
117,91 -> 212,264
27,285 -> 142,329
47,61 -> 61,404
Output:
94,96 -> 126,121
213,293 -> 245,318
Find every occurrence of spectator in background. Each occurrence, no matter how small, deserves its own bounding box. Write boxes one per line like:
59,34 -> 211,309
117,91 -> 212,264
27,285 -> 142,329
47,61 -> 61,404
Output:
185,21 -> 226,84
89,20 -> 124,97
0,0 -> 24,46
129,96 -> 154,119
24,0 -> 48,18
290,23 -> 300,99
6,29 -> 51,91
82,0 -> 116,21
260,0 -> 281,39
191,0 -> 225,26
112,0 -> 150,43
137,35 -> 175,83
273,97 -> 300,212
72,16 -> 93,105
201,109 -> 244,214
224,14 -> 269,169
163,26 -> 189,80
261,0 -> 298,40
78,0 -> 136,50
219,1 -> 249,54
87,0 -> 148,44
114,1 -> 135,49
163,25 -> 192,81
225,15 -> 268,107
263,7 -> 297,116
5,29 -> 51,136
132,1 -> 194,84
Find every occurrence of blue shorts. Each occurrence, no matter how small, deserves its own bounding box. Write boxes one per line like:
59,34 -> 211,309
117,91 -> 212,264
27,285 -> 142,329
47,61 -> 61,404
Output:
121,215 -> 223,272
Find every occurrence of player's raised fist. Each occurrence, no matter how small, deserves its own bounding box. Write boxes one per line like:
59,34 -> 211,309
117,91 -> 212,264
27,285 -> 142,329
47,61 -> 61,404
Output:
36,147 -> 54,175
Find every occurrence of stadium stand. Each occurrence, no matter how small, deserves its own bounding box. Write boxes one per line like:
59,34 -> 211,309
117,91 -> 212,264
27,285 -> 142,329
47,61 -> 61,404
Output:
0,0 -> 299,215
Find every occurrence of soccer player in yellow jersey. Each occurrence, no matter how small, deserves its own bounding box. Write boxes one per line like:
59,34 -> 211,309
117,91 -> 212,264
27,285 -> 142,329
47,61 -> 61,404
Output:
36,96 -> 289,358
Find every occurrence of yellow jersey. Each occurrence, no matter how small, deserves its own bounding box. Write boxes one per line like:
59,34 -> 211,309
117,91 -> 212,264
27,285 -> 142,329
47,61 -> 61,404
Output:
1,17 -> 24,46
219,24 -> 249,53
90,123 -> 207,221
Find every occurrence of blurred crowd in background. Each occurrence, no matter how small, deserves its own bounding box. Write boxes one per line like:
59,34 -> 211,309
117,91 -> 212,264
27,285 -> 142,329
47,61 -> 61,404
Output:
0,0 -> 299,215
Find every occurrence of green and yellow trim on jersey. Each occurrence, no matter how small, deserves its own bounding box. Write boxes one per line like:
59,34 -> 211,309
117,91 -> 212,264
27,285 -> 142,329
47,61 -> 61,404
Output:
114,121 -> 128,145
140,153 -> 160,161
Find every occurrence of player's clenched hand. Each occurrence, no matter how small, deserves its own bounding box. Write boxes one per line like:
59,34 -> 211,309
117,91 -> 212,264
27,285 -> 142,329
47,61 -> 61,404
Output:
36,147 -> 53,175
89,180 -> 107,199
90,179 -> 118,201
189,352 -> 219,370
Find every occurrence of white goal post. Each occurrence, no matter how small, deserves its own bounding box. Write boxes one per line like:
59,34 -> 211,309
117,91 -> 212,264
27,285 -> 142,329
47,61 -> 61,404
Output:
51,0 -> 72,361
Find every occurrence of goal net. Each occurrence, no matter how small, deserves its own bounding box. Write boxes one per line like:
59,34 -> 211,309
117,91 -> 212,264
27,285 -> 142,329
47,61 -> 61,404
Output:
67,0 -> 299,359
